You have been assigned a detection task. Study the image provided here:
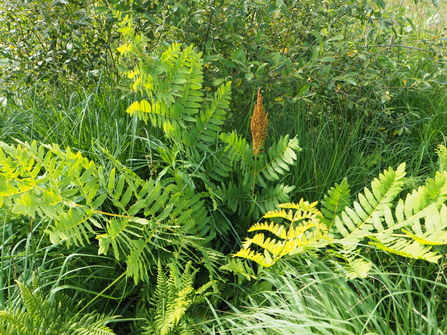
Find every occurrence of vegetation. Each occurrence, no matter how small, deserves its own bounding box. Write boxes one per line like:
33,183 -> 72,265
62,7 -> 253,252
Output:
1,0 -> 447,334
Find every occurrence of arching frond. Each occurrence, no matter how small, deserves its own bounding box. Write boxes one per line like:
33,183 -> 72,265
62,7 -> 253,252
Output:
333,163 -> 407,242
320,177 -> 351,227
329,164 -> 447,275
139,261 -> 212,335
233,200 -> 330,267
0,141 -> 216,285
0,279 -> 117,335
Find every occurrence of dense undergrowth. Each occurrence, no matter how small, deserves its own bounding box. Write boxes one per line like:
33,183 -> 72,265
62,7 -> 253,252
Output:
1,0 -> 447,334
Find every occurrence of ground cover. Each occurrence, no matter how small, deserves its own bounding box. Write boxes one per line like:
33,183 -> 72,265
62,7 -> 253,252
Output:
1,0 -> 447,334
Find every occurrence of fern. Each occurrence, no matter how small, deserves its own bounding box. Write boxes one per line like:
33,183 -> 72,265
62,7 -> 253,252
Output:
0,277 -> 117,335
118,33 -> 301,226
219,258 -> 258,284
137,261 -> 213,335
0,140 -> 219,285
333,165 -> 447,260
321,162 -> 447,277
328,251 -> 373,279
333,163 -> 407,243
320,177 -> 351,227
235,158 -> 447,278
219,132 -> 301,218
233,200 -> 330,267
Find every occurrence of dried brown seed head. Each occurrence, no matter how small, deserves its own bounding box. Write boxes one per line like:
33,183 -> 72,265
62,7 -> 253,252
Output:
251,88 -> 268,155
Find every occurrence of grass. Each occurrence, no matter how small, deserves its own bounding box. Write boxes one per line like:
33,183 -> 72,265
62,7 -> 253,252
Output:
0,79 -> 158,176
202,255 -> 447,335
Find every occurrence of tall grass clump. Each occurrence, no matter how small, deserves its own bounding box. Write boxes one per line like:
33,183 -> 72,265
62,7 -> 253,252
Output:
203,256 -> 447,335
0,79 -> 159,175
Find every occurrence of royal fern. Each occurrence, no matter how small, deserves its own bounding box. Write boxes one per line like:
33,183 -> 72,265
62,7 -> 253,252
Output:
0,140 -> 218,285
331,163 -> 447,261
219,132 -> 301,218
234,155 -> 447,279
233,200 -> 330,267
118,31 -> 301,226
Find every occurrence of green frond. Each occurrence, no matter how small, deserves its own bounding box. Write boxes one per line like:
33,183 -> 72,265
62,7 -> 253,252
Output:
124,42 -> 234,150
256,135 -> 301,182
369,235 -> 441,263
320,177 -> 351,227
68,313 -> 118,335
402,204 -> 447,245
361,174 -> 447,262
203,148 -> 233,182
328,165 -> 447,277
334,163 -> 407,242
220,131 -> 253,174
0,278 -> 117,335
330,253 -> 372,279
216,181 -> 248,214
256,184 -> 296,214
186,82 -> 232,150
144,260 -> 213,335
0,140 -> 218,284
15,280 -> 50,323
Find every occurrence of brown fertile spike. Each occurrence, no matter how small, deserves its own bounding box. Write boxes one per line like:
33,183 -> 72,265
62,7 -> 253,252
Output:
251,88 -> 269,155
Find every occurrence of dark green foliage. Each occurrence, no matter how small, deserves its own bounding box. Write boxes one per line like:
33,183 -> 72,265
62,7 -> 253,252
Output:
0,0 -> 119,90
111,0 -> 447,140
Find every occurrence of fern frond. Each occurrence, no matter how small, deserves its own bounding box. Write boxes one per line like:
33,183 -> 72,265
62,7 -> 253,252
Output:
219,258 -> 258,284
0,278 -> 117,335
320,177 -> 351,227
147,260 -> 213,335
402,204 -> 447,245
220,131 -> 253,174
369,235 -> 441,263
233,248 -> 273,268
234,200 -> 329,267
126,43 -> 229,158
0,141 -> 217,284
186,81 -> 232,150
248,221 -> 289,239
16,280 -> 51,325
264,199 -> 322,223
68,313 -> 118,335
334,163 -> 407,243
256,184 -> 295,214
330,252 -> 372,279
328,165 -> 447,275
256,135 -> 301,182
358,173 -> 447,262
